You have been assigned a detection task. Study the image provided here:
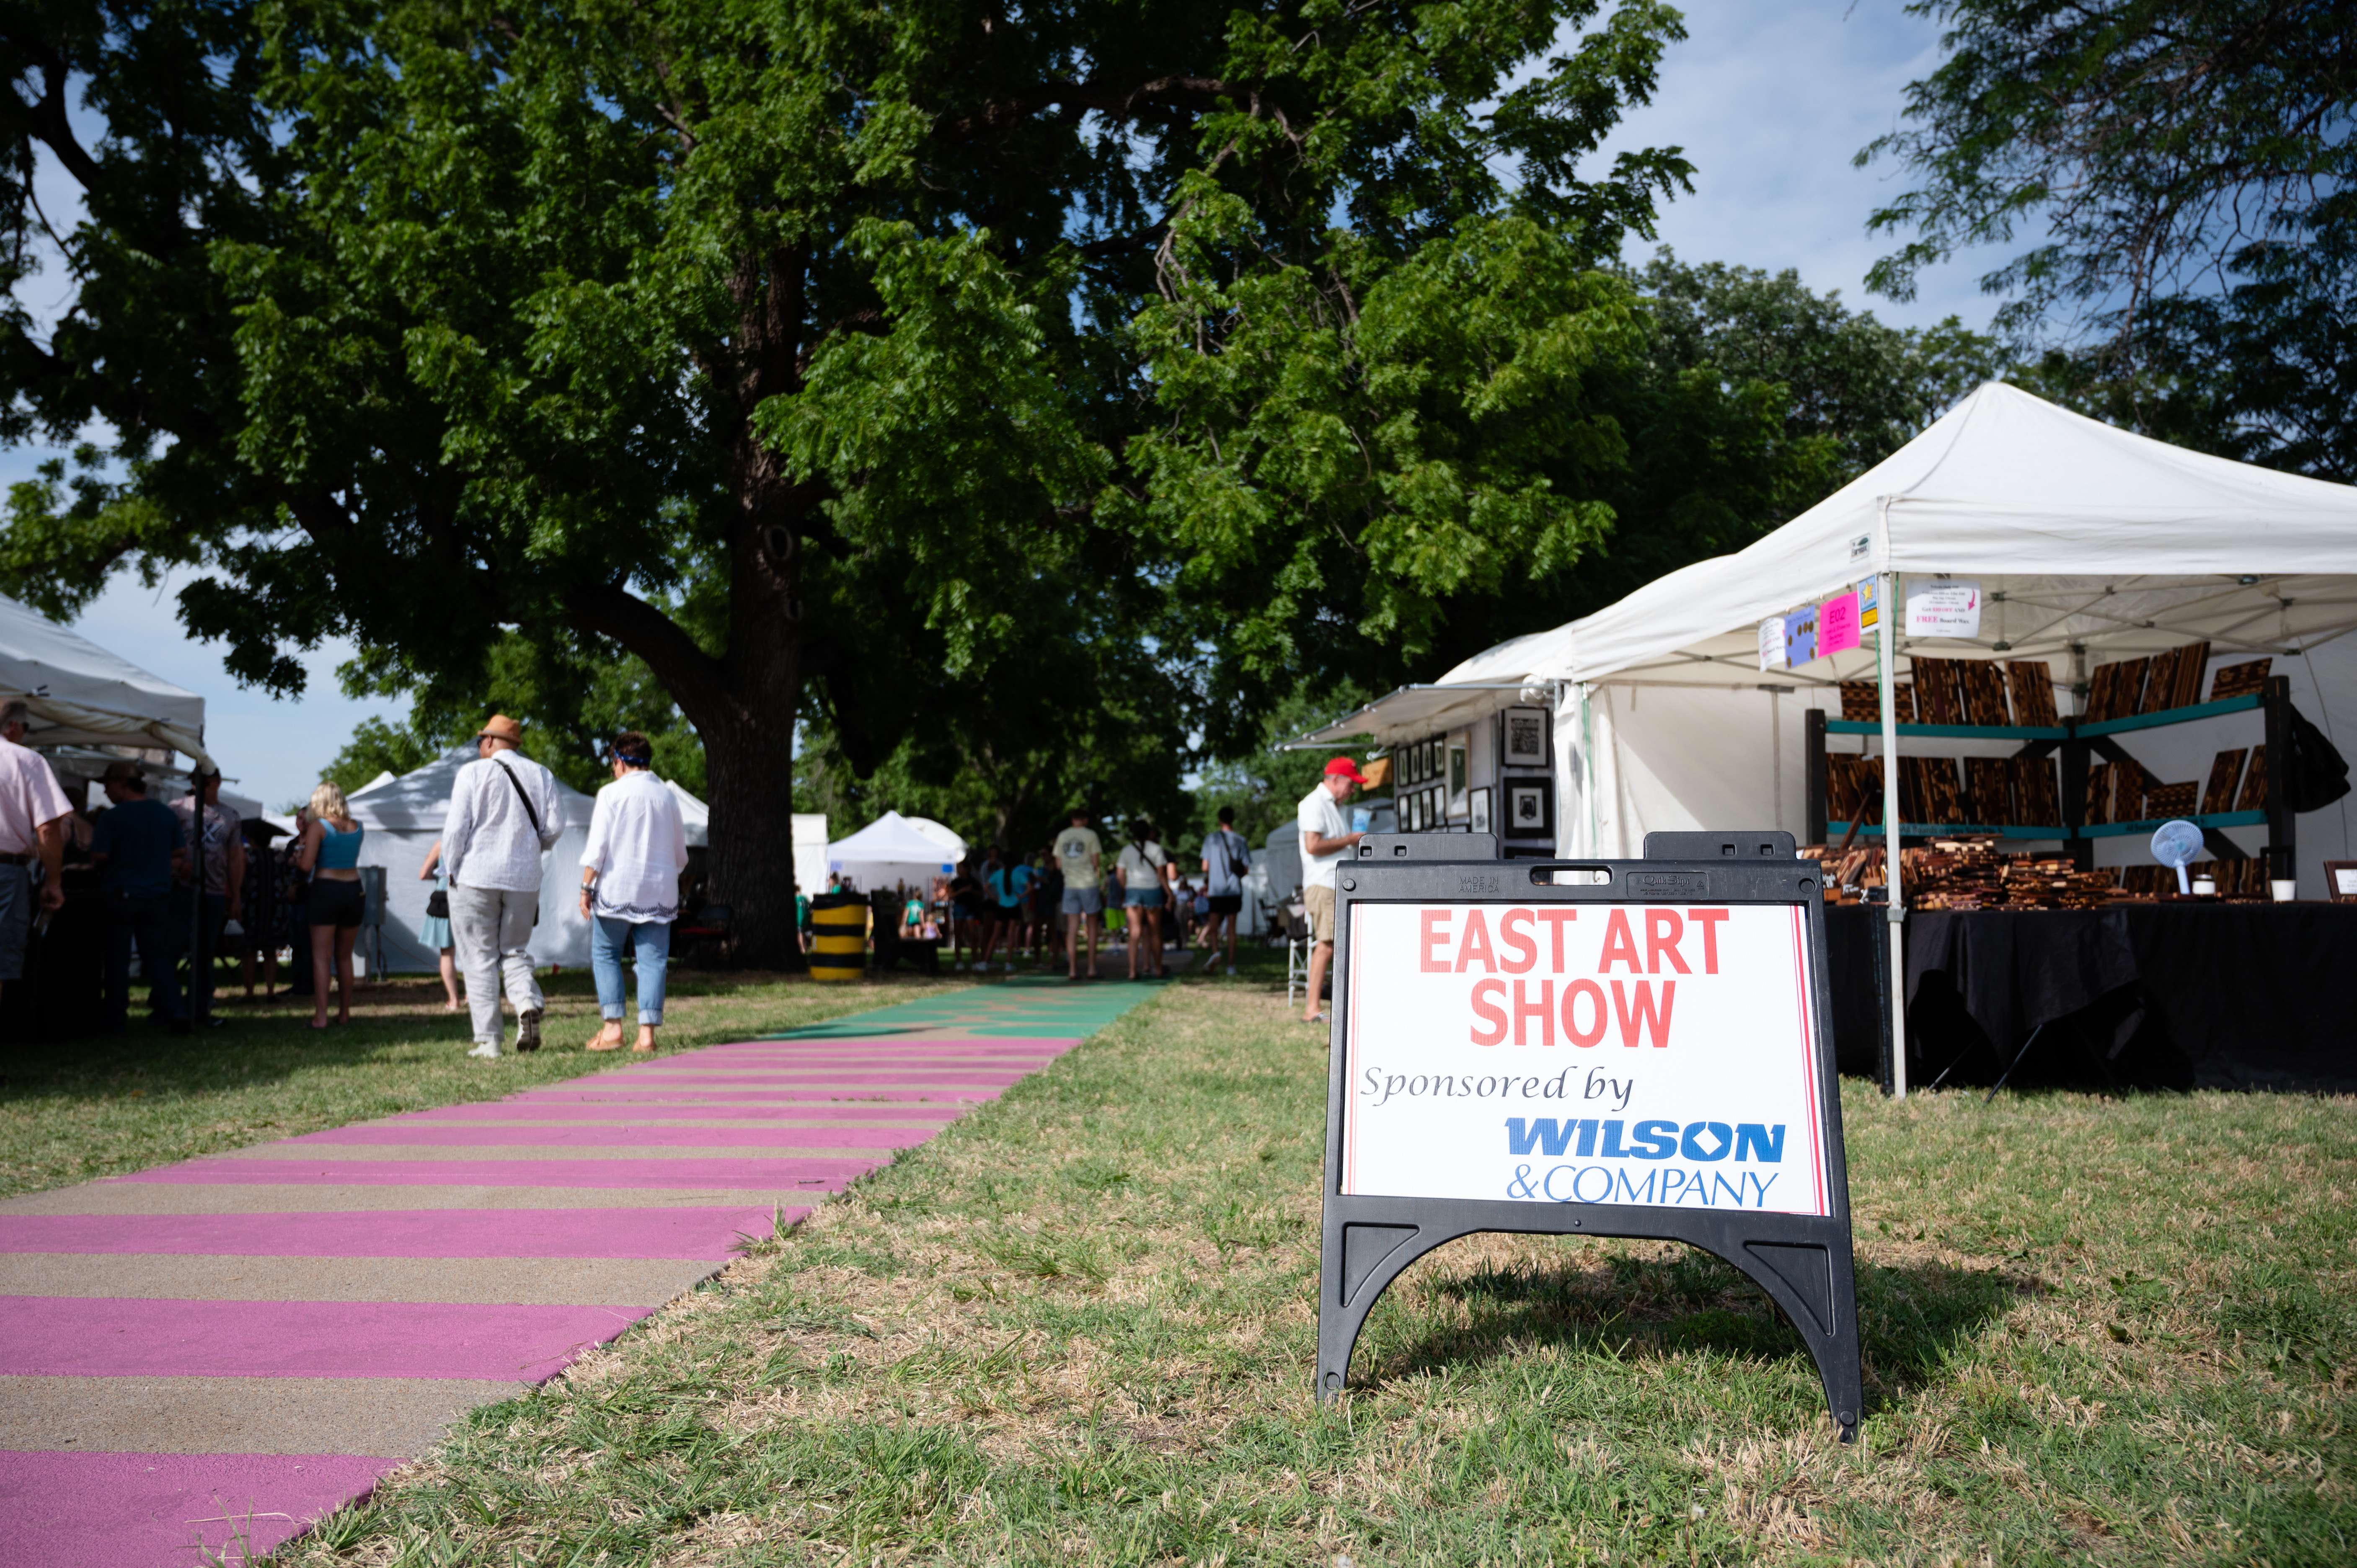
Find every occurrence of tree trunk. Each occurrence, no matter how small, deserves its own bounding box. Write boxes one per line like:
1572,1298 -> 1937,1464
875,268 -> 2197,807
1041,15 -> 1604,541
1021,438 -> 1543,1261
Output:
701,698 -> 805,970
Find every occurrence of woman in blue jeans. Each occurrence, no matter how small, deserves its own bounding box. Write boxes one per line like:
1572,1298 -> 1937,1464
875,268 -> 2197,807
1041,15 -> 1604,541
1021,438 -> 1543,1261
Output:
576,731 -> 689,1052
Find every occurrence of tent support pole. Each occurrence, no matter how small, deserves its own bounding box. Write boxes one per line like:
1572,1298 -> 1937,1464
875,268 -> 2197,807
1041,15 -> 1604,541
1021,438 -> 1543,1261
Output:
1877,563 -> 1907,1099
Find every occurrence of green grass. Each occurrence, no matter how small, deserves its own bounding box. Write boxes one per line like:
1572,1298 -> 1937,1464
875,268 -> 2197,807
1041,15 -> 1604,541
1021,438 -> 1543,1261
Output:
279,975 -> 2355,1566
0,967 -> 969,1200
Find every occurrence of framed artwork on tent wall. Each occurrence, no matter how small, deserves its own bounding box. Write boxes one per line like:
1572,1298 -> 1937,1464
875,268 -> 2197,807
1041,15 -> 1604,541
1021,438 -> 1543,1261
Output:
1469,787 -> 1492,835
1503,708 -> 1549,768
1506,781 -> 1552,837
1447,737 -> 1468,811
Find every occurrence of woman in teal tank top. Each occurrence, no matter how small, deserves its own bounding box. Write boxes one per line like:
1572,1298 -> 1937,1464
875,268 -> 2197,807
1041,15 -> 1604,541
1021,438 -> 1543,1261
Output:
295,780 -> 365,1028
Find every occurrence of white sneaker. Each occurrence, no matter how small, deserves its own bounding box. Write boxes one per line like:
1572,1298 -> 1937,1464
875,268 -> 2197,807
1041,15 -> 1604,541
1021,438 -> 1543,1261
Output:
468,1042 -> 501,1059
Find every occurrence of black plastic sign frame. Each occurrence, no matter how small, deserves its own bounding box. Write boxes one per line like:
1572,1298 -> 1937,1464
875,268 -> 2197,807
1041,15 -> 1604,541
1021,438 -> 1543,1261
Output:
1316,831 -> 1862,1440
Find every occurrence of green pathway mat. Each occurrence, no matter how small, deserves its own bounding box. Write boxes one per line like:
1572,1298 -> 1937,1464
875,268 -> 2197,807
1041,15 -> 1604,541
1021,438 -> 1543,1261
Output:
765,975 -> 1168,1039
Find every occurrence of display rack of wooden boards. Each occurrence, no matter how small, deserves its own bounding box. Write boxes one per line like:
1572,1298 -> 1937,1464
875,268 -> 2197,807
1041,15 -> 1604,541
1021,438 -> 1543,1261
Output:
1822,653 -> 2274,840
1801,838 -> 2277,909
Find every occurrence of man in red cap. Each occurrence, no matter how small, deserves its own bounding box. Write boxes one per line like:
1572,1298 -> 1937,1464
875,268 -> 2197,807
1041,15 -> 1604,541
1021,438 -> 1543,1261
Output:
1296,755 -> 1368,1024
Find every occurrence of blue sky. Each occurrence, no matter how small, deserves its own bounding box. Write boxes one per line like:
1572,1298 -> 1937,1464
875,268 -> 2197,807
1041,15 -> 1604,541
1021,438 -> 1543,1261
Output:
5,1 -> 2007,809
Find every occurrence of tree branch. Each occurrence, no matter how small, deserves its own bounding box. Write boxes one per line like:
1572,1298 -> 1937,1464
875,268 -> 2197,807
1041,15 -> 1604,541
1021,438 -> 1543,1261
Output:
568,579 -> 732,723
23,56 -> 100,189
943,75 -> 1238,141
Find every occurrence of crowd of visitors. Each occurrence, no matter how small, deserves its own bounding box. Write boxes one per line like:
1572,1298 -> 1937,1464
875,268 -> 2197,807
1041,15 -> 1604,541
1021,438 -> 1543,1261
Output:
814,802 -> 1271,984
0,692 -> 1342,1033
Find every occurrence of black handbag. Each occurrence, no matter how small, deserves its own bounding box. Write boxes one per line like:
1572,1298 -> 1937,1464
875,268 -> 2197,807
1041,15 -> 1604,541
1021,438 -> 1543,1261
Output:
426,889 -> 450,919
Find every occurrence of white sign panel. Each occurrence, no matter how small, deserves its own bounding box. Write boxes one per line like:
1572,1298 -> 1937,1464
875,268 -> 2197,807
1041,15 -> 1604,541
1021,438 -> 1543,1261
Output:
1757,617 -> 1788,671
1341,902 -> 1830,1216
1905,579 -> 1982,639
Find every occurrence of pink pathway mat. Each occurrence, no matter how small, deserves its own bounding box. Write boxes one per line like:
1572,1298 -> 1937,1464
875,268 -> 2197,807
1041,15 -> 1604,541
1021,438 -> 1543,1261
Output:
0,991 -> 1130,1565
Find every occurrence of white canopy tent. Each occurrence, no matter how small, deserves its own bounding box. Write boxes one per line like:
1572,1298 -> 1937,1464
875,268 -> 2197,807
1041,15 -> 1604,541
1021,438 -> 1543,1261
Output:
0,593 -> 212,771
667,781 -> 709,847
1385,382 -> 2357,1093
345,745 -> 601,974
827,810 -> 963,891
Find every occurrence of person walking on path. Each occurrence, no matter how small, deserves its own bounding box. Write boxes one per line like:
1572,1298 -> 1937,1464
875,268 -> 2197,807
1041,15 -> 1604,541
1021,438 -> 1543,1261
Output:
1297,757 -> 1367,1024
171,767 -> 245,1029
442,714 -> 563,1058
417,840 -> 461,1010
0,700 -> 72,1005
1116,819 -> 1171,980
577,731 -> 688,1053
985,846 -> 1031,972
92,759 -> 189,1032
1054,809 -> 1103,980
1199,805 -> 1251,973
294,780 -> 365,1030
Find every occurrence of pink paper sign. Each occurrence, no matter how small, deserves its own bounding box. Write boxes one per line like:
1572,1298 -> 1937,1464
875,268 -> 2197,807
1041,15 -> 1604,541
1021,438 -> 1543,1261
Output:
1818,592 -> 1861,657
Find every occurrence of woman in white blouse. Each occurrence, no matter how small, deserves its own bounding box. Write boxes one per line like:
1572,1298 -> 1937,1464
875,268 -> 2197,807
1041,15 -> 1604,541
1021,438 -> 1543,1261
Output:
577,731 -> 690,1052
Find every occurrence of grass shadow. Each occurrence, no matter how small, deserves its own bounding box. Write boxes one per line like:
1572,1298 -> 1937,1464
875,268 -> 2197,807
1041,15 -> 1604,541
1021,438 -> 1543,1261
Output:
1362,1237 -> 2029,1413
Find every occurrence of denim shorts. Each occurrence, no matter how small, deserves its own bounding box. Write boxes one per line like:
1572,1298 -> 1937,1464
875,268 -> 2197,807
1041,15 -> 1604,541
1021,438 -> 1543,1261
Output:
1060,886 -> 1104,917
1124,887 -> 1166,909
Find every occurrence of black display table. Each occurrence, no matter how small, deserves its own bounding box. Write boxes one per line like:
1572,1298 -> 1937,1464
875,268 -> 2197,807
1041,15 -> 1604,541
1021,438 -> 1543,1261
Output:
1824,902 -> 2357,1093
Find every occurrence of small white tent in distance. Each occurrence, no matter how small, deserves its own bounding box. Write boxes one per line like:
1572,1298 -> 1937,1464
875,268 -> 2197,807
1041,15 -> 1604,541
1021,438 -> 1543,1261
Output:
827,810 -> 964,891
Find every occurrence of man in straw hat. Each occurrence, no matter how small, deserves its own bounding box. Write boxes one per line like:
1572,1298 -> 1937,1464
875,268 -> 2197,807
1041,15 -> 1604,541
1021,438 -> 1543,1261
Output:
441,714 -> 564,1057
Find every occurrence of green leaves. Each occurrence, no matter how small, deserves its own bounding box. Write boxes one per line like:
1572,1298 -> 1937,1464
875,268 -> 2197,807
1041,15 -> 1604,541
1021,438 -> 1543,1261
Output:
1856,0 -> 2357,478
1134,212 -> 1641,674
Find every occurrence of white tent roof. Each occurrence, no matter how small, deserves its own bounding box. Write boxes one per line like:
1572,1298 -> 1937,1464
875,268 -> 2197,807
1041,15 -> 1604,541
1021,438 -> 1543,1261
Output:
1501,381 -> 2357,690
0,593 -> 212,765
666,780 -> 708,847
345,744 -> 598,831
900,815 -> 968,859
828,810 -> 959,884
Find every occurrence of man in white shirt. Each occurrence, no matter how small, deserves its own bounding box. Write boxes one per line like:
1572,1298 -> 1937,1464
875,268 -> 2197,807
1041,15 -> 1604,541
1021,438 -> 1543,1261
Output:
576,731 -> 689,1054
1296,757 -> 1367,1024
441,714 -> 564,1057
0,700 -> 72,1002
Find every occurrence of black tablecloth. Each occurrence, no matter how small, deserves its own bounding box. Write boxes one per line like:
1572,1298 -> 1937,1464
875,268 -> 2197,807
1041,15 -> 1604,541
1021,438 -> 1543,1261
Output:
1824,903 -> 2357,1093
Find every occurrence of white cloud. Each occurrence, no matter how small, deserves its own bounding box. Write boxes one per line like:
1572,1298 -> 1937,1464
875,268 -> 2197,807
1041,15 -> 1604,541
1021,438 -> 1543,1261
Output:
1585,0 -> 2018,329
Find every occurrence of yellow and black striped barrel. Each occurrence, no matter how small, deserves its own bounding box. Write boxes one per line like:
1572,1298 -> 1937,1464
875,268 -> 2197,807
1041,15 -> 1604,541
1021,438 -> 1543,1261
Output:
809,894 -> 866,981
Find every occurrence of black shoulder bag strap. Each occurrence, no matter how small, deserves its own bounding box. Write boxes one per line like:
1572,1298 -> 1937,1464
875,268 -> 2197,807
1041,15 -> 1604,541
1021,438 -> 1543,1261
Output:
491,757 -> 541,834
489,756 -> 545,927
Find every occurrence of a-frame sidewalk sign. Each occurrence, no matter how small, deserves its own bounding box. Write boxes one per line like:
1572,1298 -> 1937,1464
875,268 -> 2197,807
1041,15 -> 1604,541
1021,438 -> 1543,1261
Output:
1315,829 -> 1863,1441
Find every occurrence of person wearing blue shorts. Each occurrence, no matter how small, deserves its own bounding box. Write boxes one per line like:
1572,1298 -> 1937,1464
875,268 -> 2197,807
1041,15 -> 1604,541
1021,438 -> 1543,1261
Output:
1116,819 -> 1171,980
1053,809 -> 1103,980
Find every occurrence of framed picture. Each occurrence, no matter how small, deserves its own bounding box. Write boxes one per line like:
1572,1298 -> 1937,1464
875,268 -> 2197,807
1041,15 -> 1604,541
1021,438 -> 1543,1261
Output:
1412,792 -> 1430,832
1469,786 -> 1492,835
1506,781 -> 1552,836
1447,737 -> 1468,809
1405,741 -> 1422,784
2328,861 -> 2357,902
1503,707 -> 1549,767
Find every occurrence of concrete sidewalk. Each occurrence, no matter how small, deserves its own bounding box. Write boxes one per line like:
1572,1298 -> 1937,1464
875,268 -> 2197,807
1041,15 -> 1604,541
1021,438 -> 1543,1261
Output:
0,979 -> 1158,1565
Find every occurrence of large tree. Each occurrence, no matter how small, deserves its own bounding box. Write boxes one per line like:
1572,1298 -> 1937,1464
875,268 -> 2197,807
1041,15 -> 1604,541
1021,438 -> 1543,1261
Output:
2,0 -> 1700,964
1858,0 -> 2357,475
